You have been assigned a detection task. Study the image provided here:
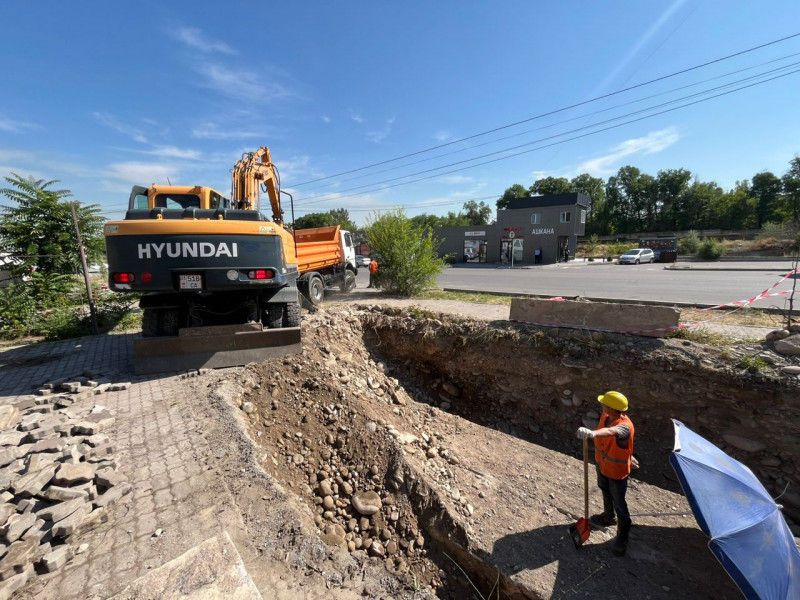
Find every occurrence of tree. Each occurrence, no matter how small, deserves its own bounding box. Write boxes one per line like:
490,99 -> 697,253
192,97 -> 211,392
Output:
462,200 -> 493,225
656,169 -> 691,230
496,184 -> 528,210
0,174 -> 104,278
293,212 -> 335,230
328,207 -> 358,231
571,173 -> 605,233
365,209 -> 445,296
780,157 -> 800,224
750,171 -> 782,228
529,176 -> 571,196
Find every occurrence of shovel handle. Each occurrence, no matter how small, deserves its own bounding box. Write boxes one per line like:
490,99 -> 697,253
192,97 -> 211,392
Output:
583,437 -> 589,520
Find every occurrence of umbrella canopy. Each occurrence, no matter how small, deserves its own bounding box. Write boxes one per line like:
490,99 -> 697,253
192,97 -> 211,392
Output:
669,419 -> 800,600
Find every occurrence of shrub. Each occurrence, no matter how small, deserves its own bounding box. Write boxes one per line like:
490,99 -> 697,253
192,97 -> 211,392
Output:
678,230 -> 700,254
36,307 -> 88,341
697,237 -> 726,260
0,283 -> 37,339
607,242 -> 637,256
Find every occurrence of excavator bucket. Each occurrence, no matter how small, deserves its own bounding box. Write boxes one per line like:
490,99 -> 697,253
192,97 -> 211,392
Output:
133,323 -> 301,375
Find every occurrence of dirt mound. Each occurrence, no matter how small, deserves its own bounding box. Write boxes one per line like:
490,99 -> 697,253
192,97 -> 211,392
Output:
193,302 -> 798,599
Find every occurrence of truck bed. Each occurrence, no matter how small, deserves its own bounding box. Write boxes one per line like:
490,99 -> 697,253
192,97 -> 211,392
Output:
294,226 -> 344,273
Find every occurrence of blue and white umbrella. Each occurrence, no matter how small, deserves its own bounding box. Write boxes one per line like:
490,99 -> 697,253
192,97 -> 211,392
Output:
670,420 -> 799,600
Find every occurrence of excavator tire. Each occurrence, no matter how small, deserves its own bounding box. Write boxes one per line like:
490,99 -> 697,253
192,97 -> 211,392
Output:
285,302 -> 301,327
307,276 -> 325,306
142,308 -> 181,337
265,304 -> 284,329
340,270 -> 356,293
142,309 -> 160,338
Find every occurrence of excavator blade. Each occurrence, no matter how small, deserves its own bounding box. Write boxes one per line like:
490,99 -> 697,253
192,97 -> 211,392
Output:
133,323 -> 301,375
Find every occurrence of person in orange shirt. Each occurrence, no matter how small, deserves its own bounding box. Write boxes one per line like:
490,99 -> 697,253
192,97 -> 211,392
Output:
576,391 -> 636,557
368,259 -> 378,288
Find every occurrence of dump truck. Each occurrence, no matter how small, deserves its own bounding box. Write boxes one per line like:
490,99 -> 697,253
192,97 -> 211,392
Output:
103,146 -> 357,374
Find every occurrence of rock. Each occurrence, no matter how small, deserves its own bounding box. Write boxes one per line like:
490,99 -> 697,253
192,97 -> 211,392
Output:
0,432 -> 26,448
391,390 -> 410,406
321,523 -> 346,549
781,365 -> 800,375
40,544 -> 74,572
351,490 -> 382,516
11,465 -> 57,497
242,402 -> 255,414
368,541 -> 385,557
722,434 -> 766,453
766,329 -> 791,342
38,497 -> 87,522
441,381 -> 461,397
40,485 -> 90,502
53,463 -> 97,486
1,513 -> 37,544
0,408 -> 19,431
774,336 -> 800,356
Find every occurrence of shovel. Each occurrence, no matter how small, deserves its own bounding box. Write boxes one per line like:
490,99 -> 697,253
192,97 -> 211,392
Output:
569,437 -> 590,548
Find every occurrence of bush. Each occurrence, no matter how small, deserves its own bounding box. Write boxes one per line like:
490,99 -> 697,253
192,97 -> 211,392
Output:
36,307 -> 89,341
757,221 -> 797,240
678,230 -> 700,254
607,242 -> 636,256
697,237 -> 727,260
0,283 -> 37,339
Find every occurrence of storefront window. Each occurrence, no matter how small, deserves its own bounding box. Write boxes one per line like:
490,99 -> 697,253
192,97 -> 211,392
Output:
463,240 -> 487,263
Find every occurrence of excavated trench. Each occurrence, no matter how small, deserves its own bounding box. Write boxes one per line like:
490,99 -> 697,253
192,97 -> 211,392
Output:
241,305 -> 799,600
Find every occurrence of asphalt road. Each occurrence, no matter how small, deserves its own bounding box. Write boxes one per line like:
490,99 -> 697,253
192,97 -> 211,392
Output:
436,260 -> 799,307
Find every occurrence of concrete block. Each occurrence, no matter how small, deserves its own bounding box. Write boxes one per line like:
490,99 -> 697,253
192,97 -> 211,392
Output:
509,298 -> 680,338
53,463 -> 96,486
51,504 -> 91,538
10,465 -> 56,497
38,497 -> 88,522
39,485 -> 90,503
40,544 -> 74,573
0,408 -> 19,431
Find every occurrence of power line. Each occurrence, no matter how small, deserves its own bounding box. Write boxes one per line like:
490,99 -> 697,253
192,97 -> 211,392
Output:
290,31 -> 800,188
294,67 -> 800,206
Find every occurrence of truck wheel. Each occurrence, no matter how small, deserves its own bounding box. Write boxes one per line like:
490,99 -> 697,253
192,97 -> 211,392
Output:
308,276 -> 325,306
340,270 -> 356,293
142,309 -> 160,337
161,309 -> 181,336
265,304 -> 284,329
285,302 -> 301,327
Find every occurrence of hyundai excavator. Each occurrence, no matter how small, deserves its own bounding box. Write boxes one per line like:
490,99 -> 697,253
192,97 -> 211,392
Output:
104,146 -> 304,374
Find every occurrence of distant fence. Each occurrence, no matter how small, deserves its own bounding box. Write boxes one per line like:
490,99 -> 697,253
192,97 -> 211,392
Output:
579,229 -> 761,242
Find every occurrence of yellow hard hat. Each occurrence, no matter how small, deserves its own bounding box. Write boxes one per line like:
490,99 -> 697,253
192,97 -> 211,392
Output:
597,391 -> 628,411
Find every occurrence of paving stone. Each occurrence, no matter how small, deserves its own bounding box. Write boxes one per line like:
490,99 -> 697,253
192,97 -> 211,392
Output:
52,504 -> 92,538
40,543 -> 74,573
60,446 -> 83,464
39,485 -> 90,502
29,438 -> 67,454
18,413 -> 42,432
73,415 -> 116,435
0,433 -> 26,448
1,512 -> 37,544
85,434 -> 110,447
25,452 -> 57,473
0,562 -> 32,600
39,497 -> 88,522
25,427 -> 59,442
20,519 -> 44,542
0,449 -> 20,470
0,506 -> 15,527
0,536 -> 40,581
71,506 -> 108,537
15,498 -> 35,514
53,463 -> 97,486
85,443 -> 114,461
95,468 -> 124,489
0,408 -> 19,431
10,465 -> 57,497
61,401 -> 95,420
93,482 -> 132,509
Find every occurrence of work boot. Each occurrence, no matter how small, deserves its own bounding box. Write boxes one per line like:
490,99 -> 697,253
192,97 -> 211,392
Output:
612,520 -> 631,557
589,497 -> 616,528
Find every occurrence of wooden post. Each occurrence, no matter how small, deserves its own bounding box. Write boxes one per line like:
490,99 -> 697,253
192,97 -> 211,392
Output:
70,202 -> 99,335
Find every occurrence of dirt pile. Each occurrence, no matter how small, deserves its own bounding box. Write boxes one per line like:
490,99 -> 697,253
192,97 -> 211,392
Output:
198,302 -> 798,599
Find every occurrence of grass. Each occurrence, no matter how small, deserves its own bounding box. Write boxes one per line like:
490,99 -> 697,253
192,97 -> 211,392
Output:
737,355 -> 769,372
415,289 -> 512,305
665,327 -> 729,346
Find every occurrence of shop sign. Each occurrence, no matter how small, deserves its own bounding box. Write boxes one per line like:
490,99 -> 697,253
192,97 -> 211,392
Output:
532,228 -> 555,235
465,231 -> 485,237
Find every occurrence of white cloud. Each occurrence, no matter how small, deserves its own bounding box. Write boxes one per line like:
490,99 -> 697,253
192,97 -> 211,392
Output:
0,118 -> 41,133
439,175 -> 474,185
107,162 -> 178,185
191,122 -> 262,140
174,27 -> 237,55
574,127 -> 681,175
349,111 -> 364,124
530,170 -> 551,181
322,115 -> 331,124
194,63 -> 292,103
144,146 -> 202,160
365,117 -> 395,144
92,112 -> 148,144
434,130 -> 452,142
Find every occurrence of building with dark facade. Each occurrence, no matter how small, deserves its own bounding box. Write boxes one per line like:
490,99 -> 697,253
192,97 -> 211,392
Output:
433,193 -> 589,265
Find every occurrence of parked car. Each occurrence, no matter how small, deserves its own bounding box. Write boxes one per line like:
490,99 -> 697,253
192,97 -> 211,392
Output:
88,263 -> 103,274
355,255 -> 371,268
618,248 -> 655,264
463,248 -> 479,262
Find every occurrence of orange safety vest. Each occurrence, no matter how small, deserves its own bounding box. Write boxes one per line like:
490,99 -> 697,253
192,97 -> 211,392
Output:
369,261 -> 378,274
594,414 -> 635,480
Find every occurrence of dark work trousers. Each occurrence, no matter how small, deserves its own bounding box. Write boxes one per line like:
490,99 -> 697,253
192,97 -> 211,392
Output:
596,467 -> 631,525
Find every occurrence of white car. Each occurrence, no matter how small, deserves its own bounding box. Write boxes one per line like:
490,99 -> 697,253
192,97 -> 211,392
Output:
355,255 -> 371,268
618,248 -> 655,264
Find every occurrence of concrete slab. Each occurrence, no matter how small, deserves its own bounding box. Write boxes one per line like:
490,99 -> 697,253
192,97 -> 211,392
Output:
109,531 -> 263,600
509,298 -> 680,337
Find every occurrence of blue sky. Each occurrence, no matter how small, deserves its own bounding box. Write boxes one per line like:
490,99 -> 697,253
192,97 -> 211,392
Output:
2,1 -> 800,227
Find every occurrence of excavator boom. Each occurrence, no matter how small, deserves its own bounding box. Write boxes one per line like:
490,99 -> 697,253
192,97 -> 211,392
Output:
230,146 -> 284,223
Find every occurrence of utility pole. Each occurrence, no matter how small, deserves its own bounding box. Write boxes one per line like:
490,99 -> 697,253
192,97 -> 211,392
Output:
70,202 -> 99,335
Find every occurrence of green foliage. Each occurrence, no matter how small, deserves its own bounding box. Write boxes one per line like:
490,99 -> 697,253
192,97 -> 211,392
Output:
0,174 -> 105,277
496,183 -> 528,210
757,221 -> 797,240
697,237 -> 726,260
585,234 -> 600,254
37,307 -> 87,341
327,208 -> 358,231
462,200 -> 493,225
529,176 -> 571,196
293,212 -> 335,229
0,283 -> 37,339
678,230 -> 701,254
365,209 -> 445,296
607,242 -> 636,256
737,355 -> 768,372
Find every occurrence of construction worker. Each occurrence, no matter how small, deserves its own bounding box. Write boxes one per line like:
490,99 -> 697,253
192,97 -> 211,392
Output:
576,391 -> 635,557
367,258 -> 378,288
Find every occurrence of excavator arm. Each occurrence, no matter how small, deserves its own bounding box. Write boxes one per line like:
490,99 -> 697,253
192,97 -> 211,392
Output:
230,146 -> 283,223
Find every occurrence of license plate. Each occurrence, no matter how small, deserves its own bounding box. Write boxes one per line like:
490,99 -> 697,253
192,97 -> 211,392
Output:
179,274 -> 203,290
